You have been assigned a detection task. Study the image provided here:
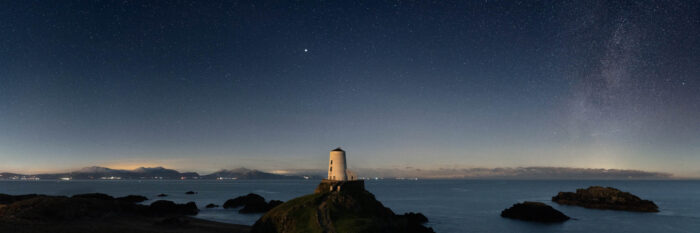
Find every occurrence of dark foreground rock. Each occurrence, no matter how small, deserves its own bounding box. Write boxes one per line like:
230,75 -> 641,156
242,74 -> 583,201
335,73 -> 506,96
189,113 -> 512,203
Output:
116,195 -> 148,203
157,193 -> 168,197
157,216 -> 191,226
0,193 -> 250,233
224,193 -> 266,208
224,193 -> 283,213
206,203 -> 219,208
0,193 -> 198,220
251,179 -> 434,233
0,194 -> 45,205
186,191 -> 197,195
501,202 -> 570,222
552,186 -> 659,212
149,200 -> 199,216
72,193 -> 114,200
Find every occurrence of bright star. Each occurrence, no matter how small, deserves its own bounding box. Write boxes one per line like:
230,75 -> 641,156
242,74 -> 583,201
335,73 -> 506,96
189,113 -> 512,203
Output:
304,48 -> 308,52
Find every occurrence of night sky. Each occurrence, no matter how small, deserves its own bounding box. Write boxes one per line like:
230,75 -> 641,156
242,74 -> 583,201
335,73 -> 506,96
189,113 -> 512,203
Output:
1,1 -> 699,176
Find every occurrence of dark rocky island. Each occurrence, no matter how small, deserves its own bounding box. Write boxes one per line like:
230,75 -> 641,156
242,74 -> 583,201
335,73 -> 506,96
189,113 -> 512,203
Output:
501,202 -> 570,222
552,186 -> 659,212
251,179 -> 434,233
0,193 -> 250,233
224,193 -> 284,213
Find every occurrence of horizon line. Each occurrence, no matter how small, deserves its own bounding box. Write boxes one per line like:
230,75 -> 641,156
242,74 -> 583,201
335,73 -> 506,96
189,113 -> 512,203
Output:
0,165 -> 688,178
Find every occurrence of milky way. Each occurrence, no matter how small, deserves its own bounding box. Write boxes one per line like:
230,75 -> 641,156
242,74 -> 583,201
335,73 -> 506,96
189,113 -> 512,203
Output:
561,1 -> 700,174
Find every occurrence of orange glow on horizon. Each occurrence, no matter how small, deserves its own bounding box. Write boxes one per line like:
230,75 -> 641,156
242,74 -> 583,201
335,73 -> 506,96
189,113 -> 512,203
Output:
99,162 -> 166,170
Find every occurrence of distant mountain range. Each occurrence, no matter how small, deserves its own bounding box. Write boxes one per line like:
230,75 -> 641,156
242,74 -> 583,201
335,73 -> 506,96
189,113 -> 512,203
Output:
0,166 -> 310,180
200,167 -> 304,180
0,166 -> 674,180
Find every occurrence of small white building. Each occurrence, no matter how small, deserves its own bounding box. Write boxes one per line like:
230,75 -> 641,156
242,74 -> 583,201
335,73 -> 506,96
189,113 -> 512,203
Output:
327,147 -> 357,181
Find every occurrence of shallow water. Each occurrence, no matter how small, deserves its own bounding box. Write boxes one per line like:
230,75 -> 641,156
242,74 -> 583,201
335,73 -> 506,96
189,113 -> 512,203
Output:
1,179 -> 698,233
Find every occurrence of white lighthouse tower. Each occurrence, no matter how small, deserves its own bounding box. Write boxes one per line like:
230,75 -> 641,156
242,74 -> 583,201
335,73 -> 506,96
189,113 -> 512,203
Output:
317,147 -> 363,193
328,147 -> 348,181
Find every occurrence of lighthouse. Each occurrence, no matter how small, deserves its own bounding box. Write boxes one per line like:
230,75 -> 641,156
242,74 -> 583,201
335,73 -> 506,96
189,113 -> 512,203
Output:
316,147 -> 363,193
328,147 -> 353,181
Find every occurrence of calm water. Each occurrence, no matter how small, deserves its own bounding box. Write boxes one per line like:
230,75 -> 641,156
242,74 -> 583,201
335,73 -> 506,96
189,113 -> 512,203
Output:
1,179 -> 699,233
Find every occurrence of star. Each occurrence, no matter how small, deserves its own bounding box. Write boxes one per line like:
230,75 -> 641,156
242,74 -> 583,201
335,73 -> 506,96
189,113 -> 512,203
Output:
304,48 -> 308,53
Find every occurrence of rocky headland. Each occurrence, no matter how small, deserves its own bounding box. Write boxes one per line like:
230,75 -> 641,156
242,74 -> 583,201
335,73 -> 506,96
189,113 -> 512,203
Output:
251,179 -> 434,233
501,201 -> 570,223
552,186 -> 659,212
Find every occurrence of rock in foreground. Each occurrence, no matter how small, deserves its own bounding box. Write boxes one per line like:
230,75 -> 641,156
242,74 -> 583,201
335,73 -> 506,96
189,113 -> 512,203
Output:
0,193 -> 249,233
224,193 -> 266,208
501,202 -> 570,222
149,200 -> 199,216
552,186 -> 659,212
251,180 -> 434,233
0,194 -> 45,205
224,193 -> 283,213
115,195 -> 148,203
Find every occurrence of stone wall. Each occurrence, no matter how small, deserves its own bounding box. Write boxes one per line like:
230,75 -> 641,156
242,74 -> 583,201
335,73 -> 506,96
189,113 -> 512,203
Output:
314,179 -> 365,194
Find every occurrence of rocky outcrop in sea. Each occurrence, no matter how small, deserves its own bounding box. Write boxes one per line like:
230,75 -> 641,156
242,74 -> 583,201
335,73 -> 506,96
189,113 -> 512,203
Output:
501,201 -> 570,222
552,186 -> 659,212
224,193 -> 284,213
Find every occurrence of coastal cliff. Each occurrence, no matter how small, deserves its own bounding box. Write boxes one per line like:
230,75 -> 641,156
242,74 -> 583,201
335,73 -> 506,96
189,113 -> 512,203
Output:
251,180 -> 434,233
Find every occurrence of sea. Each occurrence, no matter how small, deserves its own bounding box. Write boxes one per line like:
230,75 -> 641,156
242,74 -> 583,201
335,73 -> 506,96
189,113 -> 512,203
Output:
1,179 -> 699,233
